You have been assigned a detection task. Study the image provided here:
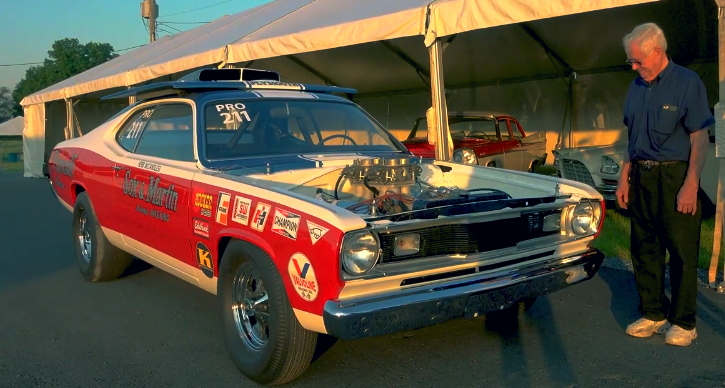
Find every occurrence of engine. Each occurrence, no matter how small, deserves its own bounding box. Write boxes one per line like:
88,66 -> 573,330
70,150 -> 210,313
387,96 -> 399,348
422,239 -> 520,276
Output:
314,156 -> 511,218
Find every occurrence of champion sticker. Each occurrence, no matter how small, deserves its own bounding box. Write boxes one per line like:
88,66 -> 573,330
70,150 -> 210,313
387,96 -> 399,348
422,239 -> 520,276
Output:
196,241 -> 214,278
288,253 -> 318,301
251,202 -> 271,232
306,220 -> 328,245
231,196 -> 252,226
271,208 -> 301,240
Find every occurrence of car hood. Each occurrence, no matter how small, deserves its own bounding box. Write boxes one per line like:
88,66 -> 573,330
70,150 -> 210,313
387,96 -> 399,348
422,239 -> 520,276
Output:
554,144 -> 628,167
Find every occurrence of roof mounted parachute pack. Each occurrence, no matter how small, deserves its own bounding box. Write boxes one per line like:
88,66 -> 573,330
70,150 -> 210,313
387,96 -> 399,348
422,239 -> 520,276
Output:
101,68 -> 358,101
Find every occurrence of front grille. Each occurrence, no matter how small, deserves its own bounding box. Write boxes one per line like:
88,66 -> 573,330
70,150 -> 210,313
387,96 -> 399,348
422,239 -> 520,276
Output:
561,159 -> 596,187
378,211 -> 560,263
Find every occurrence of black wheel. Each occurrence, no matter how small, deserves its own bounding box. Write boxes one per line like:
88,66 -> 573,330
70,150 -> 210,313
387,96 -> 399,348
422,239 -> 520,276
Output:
219,240 -> 317,386
72,191 -> 133,282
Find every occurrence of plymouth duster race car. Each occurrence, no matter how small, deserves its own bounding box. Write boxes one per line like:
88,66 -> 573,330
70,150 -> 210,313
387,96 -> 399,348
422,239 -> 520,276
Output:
48,68 -> 606,386
402,111 -> 548,172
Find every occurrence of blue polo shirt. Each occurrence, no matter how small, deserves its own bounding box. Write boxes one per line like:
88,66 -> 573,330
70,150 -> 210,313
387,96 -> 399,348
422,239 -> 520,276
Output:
623,59 -> 715,162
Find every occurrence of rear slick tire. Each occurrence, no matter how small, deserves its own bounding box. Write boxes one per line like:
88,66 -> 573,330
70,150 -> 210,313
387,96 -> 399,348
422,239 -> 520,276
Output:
219,240 -> 317,386
72,191 -> 133,282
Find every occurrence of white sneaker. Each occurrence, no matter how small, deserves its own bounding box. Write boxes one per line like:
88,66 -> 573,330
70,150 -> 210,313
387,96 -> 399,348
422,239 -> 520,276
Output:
664,325 -> 697,346
625,317 -> 671,338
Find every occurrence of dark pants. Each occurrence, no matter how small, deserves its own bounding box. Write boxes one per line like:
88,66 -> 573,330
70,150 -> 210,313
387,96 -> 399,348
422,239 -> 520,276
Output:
628,161 -> 700,330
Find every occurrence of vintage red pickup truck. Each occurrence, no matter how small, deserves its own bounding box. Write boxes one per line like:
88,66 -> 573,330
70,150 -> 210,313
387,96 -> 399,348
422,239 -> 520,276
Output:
402,111 -> 548,172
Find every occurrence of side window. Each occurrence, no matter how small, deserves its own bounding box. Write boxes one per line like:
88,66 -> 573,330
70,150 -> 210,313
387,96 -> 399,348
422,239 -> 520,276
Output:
116,106 -> 157,152
134,103 -> 195,162
498,119 -> 512,140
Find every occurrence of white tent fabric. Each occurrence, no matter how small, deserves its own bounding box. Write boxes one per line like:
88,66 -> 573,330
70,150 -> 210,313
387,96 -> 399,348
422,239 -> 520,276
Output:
19,0 -> 657,107
0,117 -> 23,137
22,104 -> 45,178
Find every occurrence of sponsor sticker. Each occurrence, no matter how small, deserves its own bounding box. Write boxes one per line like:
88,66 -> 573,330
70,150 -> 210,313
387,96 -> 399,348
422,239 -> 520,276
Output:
288,253 -> 318,301
216,192 -> 231,225
231,196 -> 252,226
193,218 -> 210,239
137,160 -> 162,172
271,208 -> 301,240
196,241 -> 214,278
306,220 -> 329,245
251,202 -> 271,232
122,171 -> 179,213
194,191 -> 213,218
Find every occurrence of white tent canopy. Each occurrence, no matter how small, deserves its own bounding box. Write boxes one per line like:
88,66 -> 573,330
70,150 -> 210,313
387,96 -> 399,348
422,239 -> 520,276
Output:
0,117 -> 23,137
20,0 -> 656,106
27,0 -> 718,178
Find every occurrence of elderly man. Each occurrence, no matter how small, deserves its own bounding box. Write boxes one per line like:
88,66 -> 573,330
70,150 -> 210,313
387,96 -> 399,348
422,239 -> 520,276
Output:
614,23 -> 713,347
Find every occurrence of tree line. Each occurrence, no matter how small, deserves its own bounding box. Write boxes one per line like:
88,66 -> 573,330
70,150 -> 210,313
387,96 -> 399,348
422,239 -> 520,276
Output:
0,38 -> 118,124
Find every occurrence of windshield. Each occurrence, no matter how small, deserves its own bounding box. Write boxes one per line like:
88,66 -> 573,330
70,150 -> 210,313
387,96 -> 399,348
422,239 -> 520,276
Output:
413,116 -> 501,141
204,99 -> 402,159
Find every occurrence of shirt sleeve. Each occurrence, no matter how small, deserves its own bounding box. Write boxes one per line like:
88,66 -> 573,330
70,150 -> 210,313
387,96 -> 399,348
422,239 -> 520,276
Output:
683,76 -> 715,133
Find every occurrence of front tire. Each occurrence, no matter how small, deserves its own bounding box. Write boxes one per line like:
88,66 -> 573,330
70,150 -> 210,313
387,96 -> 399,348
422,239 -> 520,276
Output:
72,191 -> 133,282
219,241 -> 317,386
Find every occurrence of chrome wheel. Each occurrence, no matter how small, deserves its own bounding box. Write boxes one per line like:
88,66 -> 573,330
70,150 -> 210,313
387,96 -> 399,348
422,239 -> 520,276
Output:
232,265 -> 271,351
78,210 -> 92,263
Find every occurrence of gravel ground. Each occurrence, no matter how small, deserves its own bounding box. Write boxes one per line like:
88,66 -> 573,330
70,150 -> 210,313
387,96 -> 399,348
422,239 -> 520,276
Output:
602,255 -> 725,292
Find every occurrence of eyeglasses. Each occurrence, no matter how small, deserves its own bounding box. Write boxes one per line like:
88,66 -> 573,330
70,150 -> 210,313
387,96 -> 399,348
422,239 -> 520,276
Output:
626,47 -> 658,66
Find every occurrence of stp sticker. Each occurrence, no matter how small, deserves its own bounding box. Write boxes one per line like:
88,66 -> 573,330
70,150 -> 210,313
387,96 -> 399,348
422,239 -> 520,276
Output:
193,218 -> 210,239
196,241 -> 214,278
271,208 -> 301,240
216,192 -> 231,225
306,220 -> 329,245
251,202 -> 271,232
288,253 -> 318,301
231,196 -> 252,226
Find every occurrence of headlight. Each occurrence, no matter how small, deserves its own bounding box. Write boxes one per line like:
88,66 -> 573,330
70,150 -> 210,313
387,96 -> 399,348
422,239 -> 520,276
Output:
600,156 -> 620,174
452,148 -> 478,164
552,151 -> 560,166
341,231 -> 380,275
570,200 -> 603,235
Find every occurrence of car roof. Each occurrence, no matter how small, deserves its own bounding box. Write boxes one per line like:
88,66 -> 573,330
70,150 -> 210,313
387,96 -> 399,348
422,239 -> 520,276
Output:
100,80 -> 358,103
415,111 -> 514,120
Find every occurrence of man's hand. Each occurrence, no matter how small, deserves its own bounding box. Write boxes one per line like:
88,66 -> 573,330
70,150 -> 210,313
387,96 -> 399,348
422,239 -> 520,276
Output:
616,180 -> 629,209
677,179 -> 699,215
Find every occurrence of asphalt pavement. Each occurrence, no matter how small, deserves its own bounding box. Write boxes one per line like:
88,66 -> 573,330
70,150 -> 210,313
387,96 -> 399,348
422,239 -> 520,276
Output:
1,171 -> 725,388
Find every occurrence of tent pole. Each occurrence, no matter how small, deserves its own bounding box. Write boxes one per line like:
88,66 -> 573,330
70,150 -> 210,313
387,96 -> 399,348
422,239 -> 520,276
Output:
710,0 -> 725,291
65,99 -> 74,140
428,38 -> 450,161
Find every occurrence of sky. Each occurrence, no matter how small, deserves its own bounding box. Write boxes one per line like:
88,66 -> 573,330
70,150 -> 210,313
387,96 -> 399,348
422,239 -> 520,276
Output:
0,0 -> 274,90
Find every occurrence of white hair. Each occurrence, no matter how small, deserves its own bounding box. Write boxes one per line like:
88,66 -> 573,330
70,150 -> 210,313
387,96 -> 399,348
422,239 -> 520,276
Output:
623,23 -> 668,54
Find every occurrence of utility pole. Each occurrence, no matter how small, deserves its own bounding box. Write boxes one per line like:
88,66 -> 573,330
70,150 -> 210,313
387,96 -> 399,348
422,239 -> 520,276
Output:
141,0 -> 159,43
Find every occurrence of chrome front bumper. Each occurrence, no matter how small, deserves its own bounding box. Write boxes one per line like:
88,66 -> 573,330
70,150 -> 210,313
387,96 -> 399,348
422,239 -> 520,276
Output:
323,248 -> 604,340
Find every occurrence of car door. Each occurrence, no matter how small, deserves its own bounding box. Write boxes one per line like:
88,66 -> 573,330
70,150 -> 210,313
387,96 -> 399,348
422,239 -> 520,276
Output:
498,118 -> 522,170
111,101 -> 197,274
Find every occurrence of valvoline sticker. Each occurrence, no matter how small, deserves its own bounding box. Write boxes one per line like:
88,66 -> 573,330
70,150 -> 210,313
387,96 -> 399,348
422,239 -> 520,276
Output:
288,253 -> 318,302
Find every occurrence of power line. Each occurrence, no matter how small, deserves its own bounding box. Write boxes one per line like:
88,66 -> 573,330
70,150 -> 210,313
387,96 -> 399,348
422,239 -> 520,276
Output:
0,44 -> 148,68
156,21 -> 210,24
0,61 -> 44,67
159,0 -> 232,18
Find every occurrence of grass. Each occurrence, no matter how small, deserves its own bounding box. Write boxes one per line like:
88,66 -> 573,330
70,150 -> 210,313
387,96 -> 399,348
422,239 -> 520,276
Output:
532,164 -> 724,271
590,207 -> 725,271
0,139 -> 23,173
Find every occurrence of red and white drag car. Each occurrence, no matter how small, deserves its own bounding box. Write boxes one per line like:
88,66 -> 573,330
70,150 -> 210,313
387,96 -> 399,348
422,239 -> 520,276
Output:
49,68 -> 606,386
